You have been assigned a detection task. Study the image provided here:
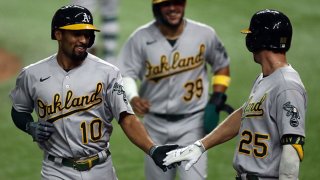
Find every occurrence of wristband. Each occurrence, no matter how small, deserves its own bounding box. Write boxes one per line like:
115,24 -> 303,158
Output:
149,145 -> 159,156
212,75 -> 231,87
194,140 -> 206,152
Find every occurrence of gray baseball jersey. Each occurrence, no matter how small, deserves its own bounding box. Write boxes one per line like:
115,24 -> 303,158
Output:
10,53 -> 132,179
117,19 -> 229,180
233,65 -> 307,178
117,19 -> 230,114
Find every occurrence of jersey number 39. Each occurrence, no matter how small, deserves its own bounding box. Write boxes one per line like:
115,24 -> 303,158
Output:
183,78 -> 203,101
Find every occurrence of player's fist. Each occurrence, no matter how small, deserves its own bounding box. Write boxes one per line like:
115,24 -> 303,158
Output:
26,121 -> 55,142
204,92 -> 234,134
130,97 -> 151,116
163,140 -> 206,171
210,92 -> 227,112
149,144 -> 180,172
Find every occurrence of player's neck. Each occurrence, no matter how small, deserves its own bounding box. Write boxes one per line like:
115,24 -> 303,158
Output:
157,20 -> 185,40
56,53 -> 83,71
255,50 -> 288,76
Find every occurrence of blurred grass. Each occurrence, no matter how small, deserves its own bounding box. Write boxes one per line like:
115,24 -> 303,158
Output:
0,0 -> 319,179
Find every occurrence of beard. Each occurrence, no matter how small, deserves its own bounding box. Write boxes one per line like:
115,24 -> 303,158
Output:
157,12 -> 184,29
71,50 -> 88,62
62,45 -> 88,62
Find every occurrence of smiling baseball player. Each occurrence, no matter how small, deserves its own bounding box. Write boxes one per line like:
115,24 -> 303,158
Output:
116,0 -> 231,179
9,5 -> 179,179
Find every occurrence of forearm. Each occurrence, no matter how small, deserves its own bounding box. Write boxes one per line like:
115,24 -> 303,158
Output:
11,107 -> 34,133
120,113 -> 155,154
201,108 -> 242,150
279,145 -> 300,180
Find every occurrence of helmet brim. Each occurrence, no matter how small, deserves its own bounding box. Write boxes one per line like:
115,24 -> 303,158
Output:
59,24 -> 100,32
153,0 -> 170,4
240,28 -> 251,34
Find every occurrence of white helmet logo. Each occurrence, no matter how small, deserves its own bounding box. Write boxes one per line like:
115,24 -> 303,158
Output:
82,13 -> 90,23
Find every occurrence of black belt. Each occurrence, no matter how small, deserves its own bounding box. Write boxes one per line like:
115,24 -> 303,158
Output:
150,109 -> 204,121
236,174 -> 259,180
48,149 -> 111,171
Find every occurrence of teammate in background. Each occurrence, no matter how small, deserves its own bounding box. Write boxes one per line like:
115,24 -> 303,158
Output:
9,5 -> 178,179
116,0 -> 231,179
164,9 -> 307,180
72,0 -> 119,63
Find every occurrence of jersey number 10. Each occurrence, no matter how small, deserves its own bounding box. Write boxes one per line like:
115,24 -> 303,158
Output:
80,119 -> 103,144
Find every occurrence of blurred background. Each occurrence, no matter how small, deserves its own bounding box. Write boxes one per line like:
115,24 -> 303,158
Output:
0,0 -> 319,179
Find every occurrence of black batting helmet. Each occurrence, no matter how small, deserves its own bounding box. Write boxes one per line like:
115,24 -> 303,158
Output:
51,5 -> 100,48
241,9 -> 292,53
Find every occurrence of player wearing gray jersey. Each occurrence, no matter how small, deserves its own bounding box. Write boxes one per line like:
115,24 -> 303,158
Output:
164,9 -> 307,180
116,0 -> 231,179
10,5 -> 179,180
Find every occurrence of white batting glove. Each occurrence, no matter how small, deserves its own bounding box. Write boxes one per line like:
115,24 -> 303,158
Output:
163,140 -> 206,171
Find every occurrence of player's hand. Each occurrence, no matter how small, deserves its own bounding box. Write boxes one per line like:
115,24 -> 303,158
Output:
204,92 -> 233,134
149,144 -> 180,172
26,121 -> 55,142
210,92 -> 227,112
163,140 -> 206,171
130,97 -> 151,116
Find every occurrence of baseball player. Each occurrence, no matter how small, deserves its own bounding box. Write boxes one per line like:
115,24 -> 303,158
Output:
9,5 -> 179,180
164,9 -> 307,180
116,0 -> 231,179
71,0 -> 119,63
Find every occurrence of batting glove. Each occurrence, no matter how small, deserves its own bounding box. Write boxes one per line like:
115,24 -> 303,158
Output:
149,144 -> 180,172
26,121 -> 55,142
163,140 -> 206,171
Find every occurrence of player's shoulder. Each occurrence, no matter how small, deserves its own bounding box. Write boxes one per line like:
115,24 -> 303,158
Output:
276,65 -> 306,91
21,54 -> 56,73
86,53 -> 120,73
185,19 -> 218,39
186,19 -> 216,32
129,21 -> 157,38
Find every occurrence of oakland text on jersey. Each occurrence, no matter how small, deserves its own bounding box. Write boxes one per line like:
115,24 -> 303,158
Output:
145,44 -> 205,82
243,94 -> 267,118
37,82 -> 103,122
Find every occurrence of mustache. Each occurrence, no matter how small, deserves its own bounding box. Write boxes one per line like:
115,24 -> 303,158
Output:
75,44 -> 88,49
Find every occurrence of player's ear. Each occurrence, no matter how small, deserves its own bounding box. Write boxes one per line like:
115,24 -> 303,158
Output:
54,30 -> 62,40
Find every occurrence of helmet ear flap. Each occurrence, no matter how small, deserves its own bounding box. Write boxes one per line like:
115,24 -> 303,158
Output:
88,33 -> 95,48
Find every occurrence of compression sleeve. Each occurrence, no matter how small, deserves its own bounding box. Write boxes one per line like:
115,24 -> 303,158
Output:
11,107 -> 34,133
123,76 -> 139,101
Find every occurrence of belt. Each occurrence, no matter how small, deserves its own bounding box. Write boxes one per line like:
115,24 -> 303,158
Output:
150,109 -> 204,122
236,174 -> 259,180
48,149 -> 111,171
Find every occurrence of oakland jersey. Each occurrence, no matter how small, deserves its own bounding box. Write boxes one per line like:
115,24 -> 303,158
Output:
233,65 -> 307,177
10,53 -> 133,159
117,19 -> 230,114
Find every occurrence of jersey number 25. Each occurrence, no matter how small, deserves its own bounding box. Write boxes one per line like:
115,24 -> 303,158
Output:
238,130 -> 270,158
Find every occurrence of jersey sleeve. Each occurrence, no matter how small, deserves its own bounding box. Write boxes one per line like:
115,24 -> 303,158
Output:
107,71 -> 134,122
9,68 -> 34,113
116,31 -> 145,80
275,89 -> 306,138
205,28 -> 230,73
